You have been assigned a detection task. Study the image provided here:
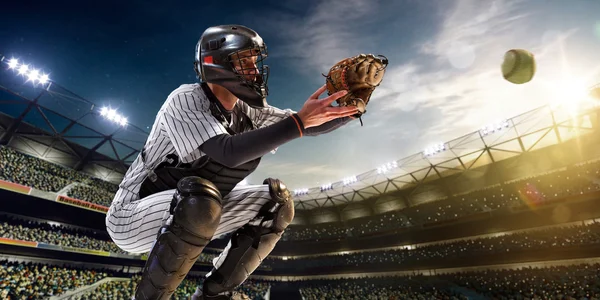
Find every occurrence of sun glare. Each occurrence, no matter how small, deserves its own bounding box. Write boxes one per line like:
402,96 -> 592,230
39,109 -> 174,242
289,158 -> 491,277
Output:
550,76 -> 591,113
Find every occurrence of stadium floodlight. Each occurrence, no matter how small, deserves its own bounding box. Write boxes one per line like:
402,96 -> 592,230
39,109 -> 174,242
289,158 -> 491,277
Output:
321,183 -> 333,191
18,64 -> 29,75
480,119 -> 509,136
3,57 -> 51,85
27,69 -> 39,82
7,58 -> 18,69
343,176 -> 357,186
293,188 -> 309,196
423,143 -> 446,157
39,74 -> 49,84
100,106 -> 128,127
377,161 -> 398,174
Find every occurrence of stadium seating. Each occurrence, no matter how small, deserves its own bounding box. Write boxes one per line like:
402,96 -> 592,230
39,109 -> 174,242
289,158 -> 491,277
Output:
3,210 -> 600,276
0,214 -> 127,255
3,146 -> 600,299
283,159 -> 600,241
0,259 -> 115,299
2,145 -> 600,243
0,146 -> 119,207
0,214 -> 278,270
268,221 -> 600,271
2,259 -> 599,300
296,263 -> 600,299
0,259 -> 270,300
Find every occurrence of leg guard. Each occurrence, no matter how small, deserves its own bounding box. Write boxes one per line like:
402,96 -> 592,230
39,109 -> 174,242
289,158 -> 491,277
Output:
134,177 -> 223,300
200,178 -> 294,297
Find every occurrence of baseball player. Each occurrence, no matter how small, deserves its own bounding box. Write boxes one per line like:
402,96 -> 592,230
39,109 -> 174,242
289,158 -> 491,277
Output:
105,24 -> 359,300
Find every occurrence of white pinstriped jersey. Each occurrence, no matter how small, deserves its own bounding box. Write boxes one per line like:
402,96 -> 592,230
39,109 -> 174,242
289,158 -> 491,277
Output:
113,83 -> 294,205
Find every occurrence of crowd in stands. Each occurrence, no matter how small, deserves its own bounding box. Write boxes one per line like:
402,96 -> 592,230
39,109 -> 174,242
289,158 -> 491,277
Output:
0,214 -> 274,270
0,260 -> 118,299
85,177 -> 119,194
6,210 -> 600,282
3,257 -> 600,299
437,263 -> 600,300
67,185 -> 117,208
0,214 -> 128,255
0,147 -> 70,193
297,263 -> 600,299
0,259 -> 269,300
282,213 -> 412,241
270,221 -> 600,270
0,146 -> 119,207
5,212 -> 600,287
297,276 -> 468,300
284,159 -> 600,241
2,146 -> 600,244
68,274 -> 270,300
66,275 -> 141,300
170,276 -> 270,300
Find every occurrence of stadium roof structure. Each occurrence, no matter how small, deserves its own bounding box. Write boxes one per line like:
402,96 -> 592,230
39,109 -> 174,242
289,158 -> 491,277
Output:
1,54 -> 599,220
0,56 -> 149,184
291,103 -> 600,212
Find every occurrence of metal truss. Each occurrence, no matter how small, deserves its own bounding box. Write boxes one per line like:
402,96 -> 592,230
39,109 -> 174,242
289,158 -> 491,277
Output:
292,103 -> 599,211
0,64 -> 149,184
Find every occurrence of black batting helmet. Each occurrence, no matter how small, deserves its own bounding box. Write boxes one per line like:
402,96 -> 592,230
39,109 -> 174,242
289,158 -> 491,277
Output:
194,25 -> 269,108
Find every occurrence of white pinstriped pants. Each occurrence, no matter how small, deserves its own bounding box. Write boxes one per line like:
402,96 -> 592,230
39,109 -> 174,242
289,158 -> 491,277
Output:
105,184 -> 273,256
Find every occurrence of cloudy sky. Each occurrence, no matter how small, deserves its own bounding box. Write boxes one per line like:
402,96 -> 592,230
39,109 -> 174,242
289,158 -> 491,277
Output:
1,0 -> 600,190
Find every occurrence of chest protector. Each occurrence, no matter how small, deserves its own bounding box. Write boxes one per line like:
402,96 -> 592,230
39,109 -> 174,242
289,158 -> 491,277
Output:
138,92 -> 261,199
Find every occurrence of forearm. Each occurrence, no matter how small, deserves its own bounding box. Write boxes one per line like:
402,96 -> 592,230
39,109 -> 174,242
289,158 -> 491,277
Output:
200,114 -> 305,167
304,117 -> 354,136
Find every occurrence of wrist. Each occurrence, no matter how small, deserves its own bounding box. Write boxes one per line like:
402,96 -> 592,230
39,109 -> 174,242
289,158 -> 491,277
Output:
290,114 -> 306,137
296,110 -> 307,125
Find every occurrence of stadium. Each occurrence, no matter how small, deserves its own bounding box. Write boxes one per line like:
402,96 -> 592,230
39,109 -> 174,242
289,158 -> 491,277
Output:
2,49 -> 600,300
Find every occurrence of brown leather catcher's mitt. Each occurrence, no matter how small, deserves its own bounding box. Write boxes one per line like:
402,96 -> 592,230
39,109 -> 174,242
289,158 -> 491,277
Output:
323,54 -> 388,124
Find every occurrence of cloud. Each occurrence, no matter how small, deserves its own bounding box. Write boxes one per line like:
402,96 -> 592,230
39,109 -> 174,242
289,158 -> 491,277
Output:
257,0 -> 381,75
419,0 -> 530,59
368,0 -> 587,140
246,0 -> 600,189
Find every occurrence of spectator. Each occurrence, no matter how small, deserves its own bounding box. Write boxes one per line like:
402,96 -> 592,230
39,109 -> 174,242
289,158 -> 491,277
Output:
269,220 -> 600,270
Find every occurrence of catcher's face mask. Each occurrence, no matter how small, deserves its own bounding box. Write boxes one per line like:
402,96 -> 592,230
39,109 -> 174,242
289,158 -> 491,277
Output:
195,25 -> 270,108
229,47 -> 269,95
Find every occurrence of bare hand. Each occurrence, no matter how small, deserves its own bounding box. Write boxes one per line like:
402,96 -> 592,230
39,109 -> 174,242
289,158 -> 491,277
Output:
297,85 -> 359,129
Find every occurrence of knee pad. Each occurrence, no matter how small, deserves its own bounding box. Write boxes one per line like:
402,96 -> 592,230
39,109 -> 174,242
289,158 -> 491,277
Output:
170,176 -> 223,246
260,178 -> 295,232
202,178 -> 294,296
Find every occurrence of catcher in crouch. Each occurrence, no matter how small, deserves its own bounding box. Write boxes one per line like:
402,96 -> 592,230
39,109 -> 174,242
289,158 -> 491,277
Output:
105,24 -> 387,300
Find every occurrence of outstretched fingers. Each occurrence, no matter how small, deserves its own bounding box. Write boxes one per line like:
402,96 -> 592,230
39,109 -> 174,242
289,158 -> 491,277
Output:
310,84 -> 328,100
324,106 -> 359,117
322,90 -> 348,106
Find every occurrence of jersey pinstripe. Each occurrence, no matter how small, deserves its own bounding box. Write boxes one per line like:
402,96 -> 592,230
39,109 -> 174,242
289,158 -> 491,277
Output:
106,83 -> 294,254
112,83 -> 293,206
